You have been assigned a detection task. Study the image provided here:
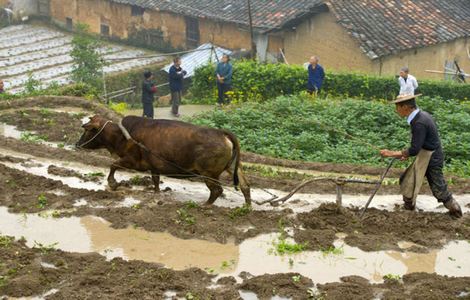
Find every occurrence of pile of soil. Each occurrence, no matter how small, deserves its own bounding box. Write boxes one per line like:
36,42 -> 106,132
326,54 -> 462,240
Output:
296,203 -> 470,251
0,109 -> 83,143
0,163 -> 124,213
47,165 -> 103,183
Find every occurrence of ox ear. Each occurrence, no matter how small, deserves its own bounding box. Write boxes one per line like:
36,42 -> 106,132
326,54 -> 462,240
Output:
82,116 -> 101,130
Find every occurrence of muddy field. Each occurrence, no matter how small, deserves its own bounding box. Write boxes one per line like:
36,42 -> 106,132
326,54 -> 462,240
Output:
1,96 -> 470,299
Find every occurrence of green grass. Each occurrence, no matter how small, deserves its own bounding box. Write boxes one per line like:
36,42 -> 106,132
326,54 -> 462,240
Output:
33,241 -> 58,254
20,132 -> 48,143
321,246 -> 344,256
228,204 -> 252,219
383,274 -> 402,281
0,236 -> 13,248
85,172 -> 105,178
191,95 -> 470,178
271,219 -> 307,255
184,200 -> 199,209
176,208 -> 195,226
37,194 -> 48,209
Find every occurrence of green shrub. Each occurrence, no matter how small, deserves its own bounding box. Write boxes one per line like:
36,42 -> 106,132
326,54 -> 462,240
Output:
190,95 -> 470,177
190,61 -> 470,103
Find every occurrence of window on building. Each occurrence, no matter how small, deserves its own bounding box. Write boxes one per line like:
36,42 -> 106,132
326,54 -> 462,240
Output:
38,0 -> 50,16
101,24 -> 110,36
185,17 -> 200,49
66,17 -> 73,30
131,5 -> 145,16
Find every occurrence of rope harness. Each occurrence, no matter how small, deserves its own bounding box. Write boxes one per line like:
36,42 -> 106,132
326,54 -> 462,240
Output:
76,120 -> 112,148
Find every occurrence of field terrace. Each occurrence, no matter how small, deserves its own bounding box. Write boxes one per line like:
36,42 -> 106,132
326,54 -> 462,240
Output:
0,24 -> 164,94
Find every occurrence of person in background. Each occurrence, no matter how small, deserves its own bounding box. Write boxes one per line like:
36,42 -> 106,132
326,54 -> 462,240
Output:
0,80 -> 4,94
168,57 -> 187,117
307,56 -> 325,95
215,54 -> 232,105
398,67 -> 418,96
142,71 -> 157,119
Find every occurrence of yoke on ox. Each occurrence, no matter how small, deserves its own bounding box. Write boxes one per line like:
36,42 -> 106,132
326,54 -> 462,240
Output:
76,115 -> 252,205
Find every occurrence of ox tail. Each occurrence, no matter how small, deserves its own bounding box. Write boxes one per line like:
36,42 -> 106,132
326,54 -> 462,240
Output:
223,130 -> 240,189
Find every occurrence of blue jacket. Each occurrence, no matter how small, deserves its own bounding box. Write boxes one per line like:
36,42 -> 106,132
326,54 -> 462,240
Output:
215,62 -> 232,85
308,64 -> 325,90
169,65 -> 186,92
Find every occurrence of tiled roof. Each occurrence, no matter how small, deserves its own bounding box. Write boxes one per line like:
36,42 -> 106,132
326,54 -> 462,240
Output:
111,0 -> 324,31
326,0 -> 470,59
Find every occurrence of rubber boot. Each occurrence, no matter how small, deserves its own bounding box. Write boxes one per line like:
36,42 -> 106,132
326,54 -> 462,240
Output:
444,198 -> 463,218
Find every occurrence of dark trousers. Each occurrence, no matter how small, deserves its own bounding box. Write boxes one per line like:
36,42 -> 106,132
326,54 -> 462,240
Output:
217,82 -> 231,104
171,91 -> 182,115
425,165 -> 453,203
307,83 -> 320,95
142,101 -> 154,119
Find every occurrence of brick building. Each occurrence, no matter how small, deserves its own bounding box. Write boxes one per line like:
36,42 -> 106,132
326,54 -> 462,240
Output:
3,0 -> 470,79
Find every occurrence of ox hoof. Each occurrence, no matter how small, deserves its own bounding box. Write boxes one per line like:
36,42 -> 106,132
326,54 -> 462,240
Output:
163,187 -> 172,192
203,201 -> 214,206
108,180 -> 120,191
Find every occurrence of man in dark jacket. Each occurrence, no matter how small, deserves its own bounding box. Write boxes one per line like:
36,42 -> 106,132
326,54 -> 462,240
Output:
216,54 -> 232,105
142,71 -> 157,118
307,56 -> 325,95
0,80 -> 4,94
168,57 -> 187,117
380,94 -> 462,218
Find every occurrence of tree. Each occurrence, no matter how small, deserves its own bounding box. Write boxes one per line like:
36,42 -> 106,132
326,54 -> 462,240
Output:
70,23 -> 105,89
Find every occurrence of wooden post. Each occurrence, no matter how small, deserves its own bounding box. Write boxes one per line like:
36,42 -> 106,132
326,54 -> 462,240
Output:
335,183 -> 343,207
246,0 -> 257,60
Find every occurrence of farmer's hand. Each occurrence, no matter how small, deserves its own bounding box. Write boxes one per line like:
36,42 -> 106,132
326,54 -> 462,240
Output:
380,149 -> 393,157
380,149 -> 407,160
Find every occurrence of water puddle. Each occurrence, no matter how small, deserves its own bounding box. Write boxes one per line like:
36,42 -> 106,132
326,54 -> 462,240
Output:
221,233 -> 470,284
0,159 -> 104,191
239,290 -> 291,300
5,288 -> 59,300
0,122 -> 75,150
0,207 -> 239,271
0,123 -> 22,139
1,207 -> 469,285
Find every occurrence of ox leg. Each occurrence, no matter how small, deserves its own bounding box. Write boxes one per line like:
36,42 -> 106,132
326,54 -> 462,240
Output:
237,168 -> 252,206
204,178 -> 223,205
108,159 -> 133,191
151,171 -> 160,193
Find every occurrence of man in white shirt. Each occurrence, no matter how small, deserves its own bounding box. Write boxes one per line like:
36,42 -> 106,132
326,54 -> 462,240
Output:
398,67 -> 418,95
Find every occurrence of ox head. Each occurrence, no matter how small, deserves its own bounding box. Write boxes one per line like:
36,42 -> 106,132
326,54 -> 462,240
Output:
76,115 -> 109,150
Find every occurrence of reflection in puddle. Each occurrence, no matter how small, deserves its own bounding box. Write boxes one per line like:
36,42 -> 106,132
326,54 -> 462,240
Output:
0,207 -> 238,271
1,207 -> 469,285
223,233 -> 470,284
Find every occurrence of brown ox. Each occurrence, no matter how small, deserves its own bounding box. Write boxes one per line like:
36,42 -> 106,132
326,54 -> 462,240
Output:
76,115 -> 251,205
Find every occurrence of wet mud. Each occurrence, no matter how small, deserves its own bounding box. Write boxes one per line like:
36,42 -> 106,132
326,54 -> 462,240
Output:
1,96 -> 470,299
0,109 -> 83,143
1,237 -> 470,300
296,203 -> 470,251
